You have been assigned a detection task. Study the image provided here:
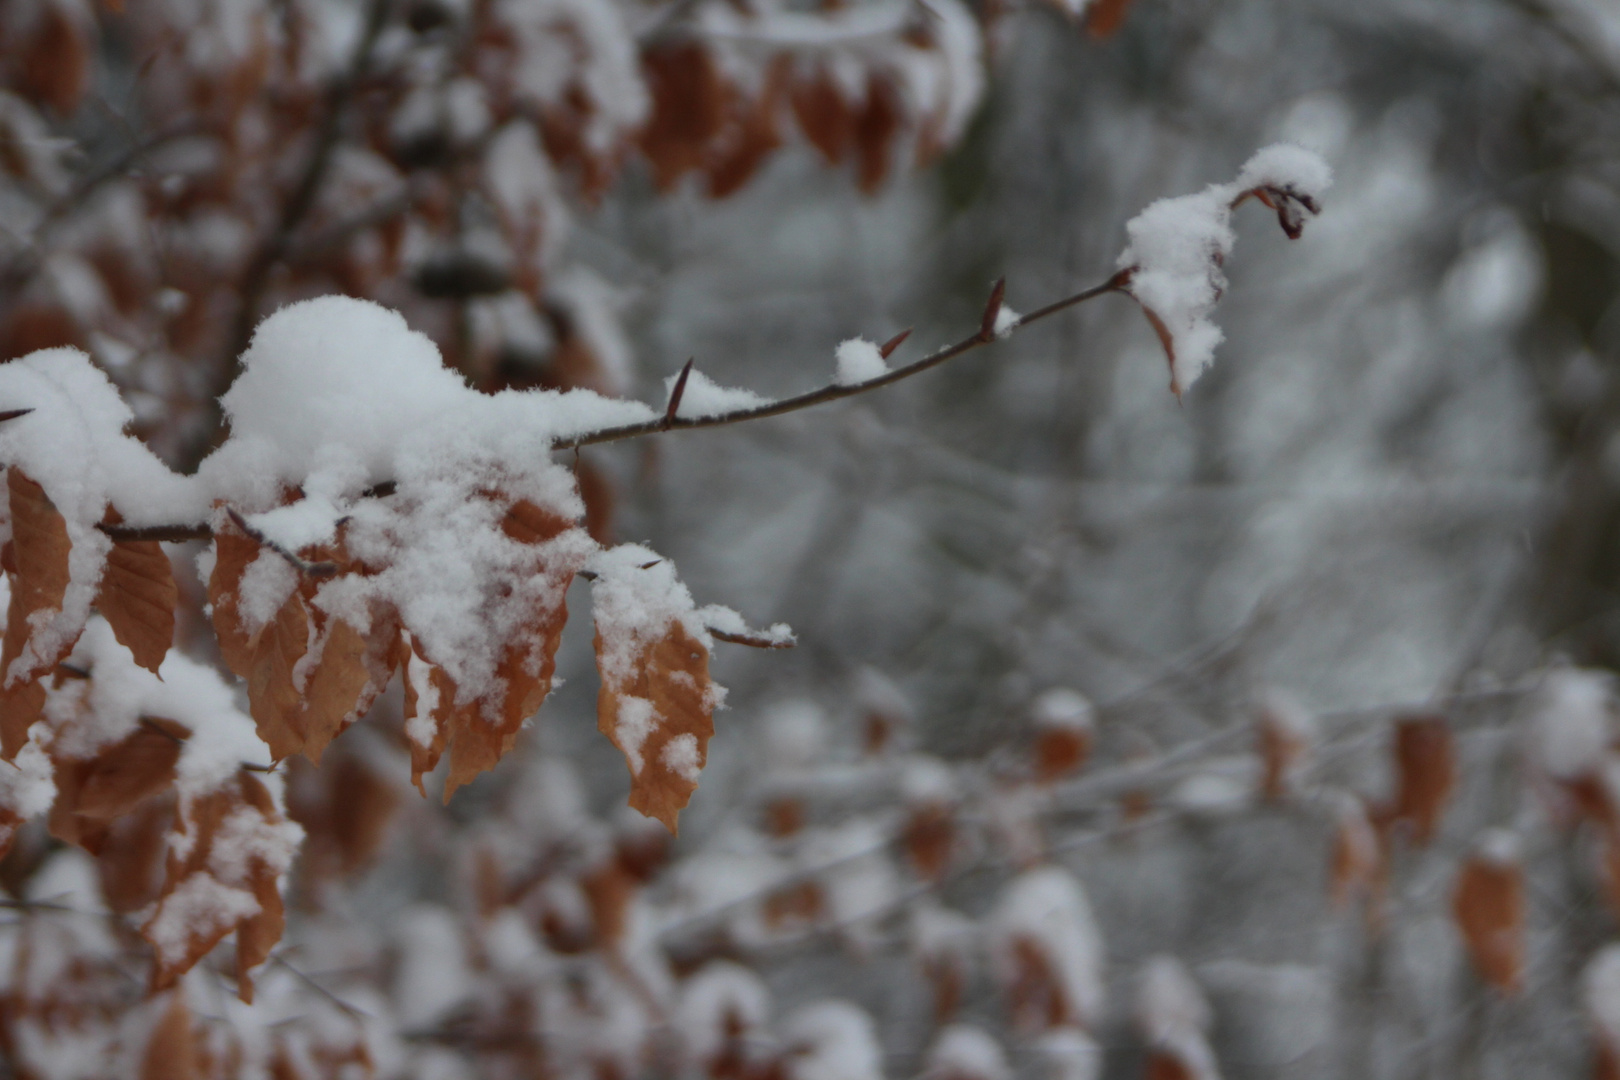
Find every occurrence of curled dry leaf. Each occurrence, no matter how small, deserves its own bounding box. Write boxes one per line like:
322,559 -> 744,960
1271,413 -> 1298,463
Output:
1,469 -> 73,758
1452,836 -> 1525,994
596,620 -> 715,833
95,511 -> 177,674
142,771 -> 302,1002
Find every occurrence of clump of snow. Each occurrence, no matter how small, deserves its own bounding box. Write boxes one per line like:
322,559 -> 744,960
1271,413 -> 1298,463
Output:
662,732 -> 703,782
678,962 -> 771,1066
1528,667 -> 1614,781
901,756 -> 957,805
926,1024 -> 1011,1080
758,700 -> 828,772
47,617 -> 276,794
666,368 -> 771,419
835,338 -> 888,386
698,604 -> 796,647
992,305 -> 1020,340
1117,144 -> 1331,395
392,904 -> 474,1028
1034,688 -> 1094,733
989,866 -> 1105,1029
780,1000 -> 884,1080
144,874 -> 263,967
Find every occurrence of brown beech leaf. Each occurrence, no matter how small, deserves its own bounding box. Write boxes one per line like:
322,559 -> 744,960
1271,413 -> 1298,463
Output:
19,2 -> 92,115
143,772 -> 298,1002
1,468 -> 74,758
1085,0 -> 1135,38
903,802 -> 955,882
1390,714 -> 1456,845
1034,729 -> 1090,784
140,991 -> 199,1080
791,66 -> 854,165
96,518 -> 178,674
48,717 -> 186,852
596,621 -> 715,833
404,500 -> 577,800
246,589 -> 311,762
854,74 -> 901,194
206,521 -> 263,677
209,518 -> 393,764
98,794 -> 176,913
640,44 -> 729,189
1452,834 -> 1525,994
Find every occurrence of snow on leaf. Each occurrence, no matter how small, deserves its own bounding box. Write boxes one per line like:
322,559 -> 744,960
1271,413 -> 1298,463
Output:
1,468 -> 74,758
591,544 -> 722,833
143,770 -> 302,1003
1116,144 -> 1330,397
95,520 -> 177,674
400,498 -> 579,802
989,867 -> 1106,1032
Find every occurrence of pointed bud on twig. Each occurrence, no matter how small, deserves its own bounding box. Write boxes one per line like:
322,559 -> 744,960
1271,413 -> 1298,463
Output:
879,328 -> 912,360
0,409 -> 33,424
979,278 -> 1006,342
665,359 -> 694,426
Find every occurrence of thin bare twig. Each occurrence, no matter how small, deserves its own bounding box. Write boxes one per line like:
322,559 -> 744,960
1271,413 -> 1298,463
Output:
225,507 -> 339,578
553,269 -> 1131,450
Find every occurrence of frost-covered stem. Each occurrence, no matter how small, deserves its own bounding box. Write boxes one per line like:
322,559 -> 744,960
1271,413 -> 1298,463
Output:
554,270 -> 1132,450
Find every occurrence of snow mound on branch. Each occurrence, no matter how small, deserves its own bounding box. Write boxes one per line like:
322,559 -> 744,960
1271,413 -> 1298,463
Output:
205,296 -> 654,545
1118,144 -> 1331,396
665,368 -> 771,419
835,339 -> 888,386
1528,667 -> 1614,781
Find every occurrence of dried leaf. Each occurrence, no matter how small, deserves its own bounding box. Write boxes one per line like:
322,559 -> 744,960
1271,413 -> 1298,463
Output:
143,772 -> 299,1002
640,44 -> 728,189
1034,729 -> 1090,784
403,500 -> 577,800
19,3 -> 91,115
903,802 -> 955,882
596,621 -> 715,833
206,523 -> 263,677
791,66 -> 854,164
1,469 -> 74,758
1390,714 -> 1455,845
49,718 -> 185,852
96,519 -> 178,673
854,75 -> 901,193
97,795 -> 175,913
1453,839 -> 1525,994
140,992 -> 198,1080
1085,0 -> 1135,38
